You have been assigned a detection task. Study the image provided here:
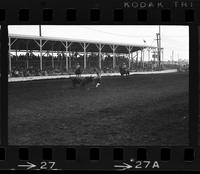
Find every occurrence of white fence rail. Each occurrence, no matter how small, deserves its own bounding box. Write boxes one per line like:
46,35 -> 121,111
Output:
8,69 -> 178,82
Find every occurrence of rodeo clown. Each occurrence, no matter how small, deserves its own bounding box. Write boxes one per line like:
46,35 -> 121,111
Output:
94,68 -> 101,88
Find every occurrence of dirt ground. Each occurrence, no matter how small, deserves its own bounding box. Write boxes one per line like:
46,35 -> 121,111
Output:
8,72 -> 189,145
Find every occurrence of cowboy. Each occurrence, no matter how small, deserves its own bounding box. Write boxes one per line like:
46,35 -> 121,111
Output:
75,63 -> 81,77
122,62 -> 127,70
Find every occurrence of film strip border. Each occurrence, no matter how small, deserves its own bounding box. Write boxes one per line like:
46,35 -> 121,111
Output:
0,0 -> 199,24
0,0 -> 200,171
0,147 -> 200,170
0,8 -> 197,23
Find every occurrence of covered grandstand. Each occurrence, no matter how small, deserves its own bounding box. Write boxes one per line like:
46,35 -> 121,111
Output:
8,34 -> 163,77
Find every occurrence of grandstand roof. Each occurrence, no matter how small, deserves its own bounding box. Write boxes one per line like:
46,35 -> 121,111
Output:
9,34 -> 159,54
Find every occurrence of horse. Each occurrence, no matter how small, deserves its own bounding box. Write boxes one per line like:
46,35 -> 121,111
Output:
119,67 -> 129,77
75,68 -> 82,77
70,76 -> 101,88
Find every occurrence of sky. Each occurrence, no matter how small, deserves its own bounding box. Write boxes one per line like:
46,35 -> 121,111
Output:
8,25 -> 189,62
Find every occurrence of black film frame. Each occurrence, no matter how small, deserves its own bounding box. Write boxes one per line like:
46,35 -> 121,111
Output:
0,0 -> 199,171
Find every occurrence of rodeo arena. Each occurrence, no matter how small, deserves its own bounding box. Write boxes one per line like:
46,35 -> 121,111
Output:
8,26 -> 189,145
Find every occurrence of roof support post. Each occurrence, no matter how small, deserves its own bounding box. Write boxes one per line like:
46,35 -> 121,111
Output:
26,42 -> 29,70
61,41 -> 72,72
161,48 -> 164,66
136,50 -> 138,71
109,45 -> 117,70
95,44 -> 104,70
128,52 -> 131,69
84,43 -> 87,70
147,48 -> 150,70
129,52 -> 133,69
126,46 -> 132,70
99,45 -> 102,70
51,44 -> 54,69
60,51 -> 63,73
148,48 -> 150,63
142,48 -> 144,70
140,49 -> 142,70
8,36 -> 12,75
132,52 -> 135,69
140,49 -> 145,71
113,49 -> 116,70
80,43 -> 89,70
69,51 -> 71,70
153,49 -> 155,63
65,41 -> 69,72
8,37 -> 19,75
39,39 -> 43,71
34,39 -> 48,71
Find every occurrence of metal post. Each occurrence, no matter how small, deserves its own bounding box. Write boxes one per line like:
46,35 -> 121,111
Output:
132,52 -> 134,70
142,49 -> 145,70
26,54 -> 29,70
60,52 -> 62,72
162,48 -> 164,68
8,37 -> 12,74
112,46 -> 116,70
84,43 -> 87,69
40,39 -> 42,71
99,44 -> 102,70
148,48 -> 150,70
140,49 -> 143,70
51,45 -> 54,69
159,25 -> 161,69
69,51 -> 71,69
113,51 -> 115,69
136,51 -> 138,71
126,46 -> 132,70
130,52 -> 132,70
26,43 -> 29,70
148,48 -> 150,63
65,41 -> 69,72
128,50 -> 131,69
39,25 -> 42,37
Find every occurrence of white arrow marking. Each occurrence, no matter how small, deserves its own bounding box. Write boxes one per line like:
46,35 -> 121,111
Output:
18,162 -> 37,170
114,162 -> 132,171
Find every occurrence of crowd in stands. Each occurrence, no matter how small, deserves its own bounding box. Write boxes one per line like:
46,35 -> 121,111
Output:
10,54 -> 128,77
9,54 -> 188,77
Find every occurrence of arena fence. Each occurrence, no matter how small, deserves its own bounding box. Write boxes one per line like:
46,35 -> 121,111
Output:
8,69 -> 178,82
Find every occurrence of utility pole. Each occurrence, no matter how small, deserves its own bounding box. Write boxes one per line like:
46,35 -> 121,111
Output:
39,25 -> 42,37
39,25 -> 42,71
156,34 -> 159,69
159,26 -> 162,69
156,26 -> 161,70
172,50 -> 174,64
